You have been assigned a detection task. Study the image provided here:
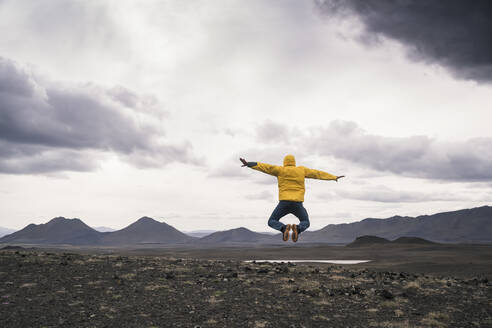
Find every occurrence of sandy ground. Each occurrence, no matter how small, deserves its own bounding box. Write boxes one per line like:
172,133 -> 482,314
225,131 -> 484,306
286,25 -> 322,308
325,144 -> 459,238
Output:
0,244 -> 491,327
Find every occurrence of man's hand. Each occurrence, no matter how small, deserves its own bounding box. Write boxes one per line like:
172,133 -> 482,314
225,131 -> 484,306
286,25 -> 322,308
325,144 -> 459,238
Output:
240,158 -> 248,167
335,175 -> 345,182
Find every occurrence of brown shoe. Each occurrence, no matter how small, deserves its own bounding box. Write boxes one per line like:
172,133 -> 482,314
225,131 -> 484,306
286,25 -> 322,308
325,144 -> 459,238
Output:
291,224 -> 298,242
282,224 -> 291,241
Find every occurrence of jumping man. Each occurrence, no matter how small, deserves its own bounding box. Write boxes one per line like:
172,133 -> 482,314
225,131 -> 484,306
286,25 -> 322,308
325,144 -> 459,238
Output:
240,155 -> 344,242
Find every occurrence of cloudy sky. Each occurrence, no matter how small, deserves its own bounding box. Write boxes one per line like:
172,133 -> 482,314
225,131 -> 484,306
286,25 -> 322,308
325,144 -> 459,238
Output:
1,0 -> 491,232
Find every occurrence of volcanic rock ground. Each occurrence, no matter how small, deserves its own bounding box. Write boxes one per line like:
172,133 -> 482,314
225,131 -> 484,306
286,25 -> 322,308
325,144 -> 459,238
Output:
0,246 -> 491,327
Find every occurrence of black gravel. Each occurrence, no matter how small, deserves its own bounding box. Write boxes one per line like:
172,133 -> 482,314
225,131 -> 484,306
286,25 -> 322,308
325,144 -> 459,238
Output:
0,250 -> 491,327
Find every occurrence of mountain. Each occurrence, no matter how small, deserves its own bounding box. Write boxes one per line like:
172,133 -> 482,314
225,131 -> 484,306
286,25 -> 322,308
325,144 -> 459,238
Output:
346,235 -> 391,247
0,217 -> 102,245
0,216 -> 194,246
392,236 -> 435,244
99,217 -> 195,245
1,206 -> 490,246
302,206 -> 492,244
92,226 -> 117,232
347,235 -> 435,247
0,227 -> 16,238
198,227 -> 279,244
185,230 -> 217,238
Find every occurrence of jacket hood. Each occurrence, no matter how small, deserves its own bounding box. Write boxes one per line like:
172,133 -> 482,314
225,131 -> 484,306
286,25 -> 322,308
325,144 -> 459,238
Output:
283,154 -> 296,167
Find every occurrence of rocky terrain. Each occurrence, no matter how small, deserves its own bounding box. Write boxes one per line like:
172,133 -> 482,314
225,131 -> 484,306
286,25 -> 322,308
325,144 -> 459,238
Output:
1,248 -> 490,327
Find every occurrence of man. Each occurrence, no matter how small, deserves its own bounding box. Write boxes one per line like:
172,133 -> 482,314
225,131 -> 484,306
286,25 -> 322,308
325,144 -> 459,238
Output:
240,155 -> 344,242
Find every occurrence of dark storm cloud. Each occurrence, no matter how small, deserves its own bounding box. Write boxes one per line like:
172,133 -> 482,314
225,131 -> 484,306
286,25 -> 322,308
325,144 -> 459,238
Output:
0,141 -> 97,174
306,121 -> 492,182
0,57 -> 198,174
316,0 -> 492,82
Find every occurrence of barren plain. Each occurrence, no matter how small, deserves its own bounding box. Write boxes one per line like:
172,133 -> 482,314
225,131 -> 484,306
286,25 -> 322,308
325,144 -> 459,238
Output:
1,244 -> 491,327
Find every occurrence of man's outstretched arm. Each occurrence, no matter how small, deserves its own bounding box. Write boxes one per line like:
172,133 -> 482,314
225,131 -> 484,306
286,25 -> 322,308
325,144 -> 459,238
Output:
240,158 -> 281,176
303,167 -> 345,182
240,158 -> 257,168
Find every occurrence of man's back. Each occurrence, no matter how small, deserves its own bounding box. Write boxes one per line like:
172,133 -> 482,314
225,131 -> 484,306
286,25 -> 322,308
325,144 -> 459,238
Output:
251,155 -> 337,202
277,165 -> 307,202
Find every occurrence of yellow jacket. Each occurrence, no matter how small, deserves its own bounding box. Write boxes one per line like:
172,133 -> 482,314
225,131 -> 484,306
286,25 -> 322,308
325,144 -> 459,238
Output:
251,155 -> 337,202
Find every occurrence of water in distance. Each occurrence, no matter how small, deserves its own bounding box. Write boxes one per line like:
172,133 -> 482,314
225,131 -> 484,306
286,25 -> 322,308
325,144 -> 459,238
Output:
245,260 -> 370,264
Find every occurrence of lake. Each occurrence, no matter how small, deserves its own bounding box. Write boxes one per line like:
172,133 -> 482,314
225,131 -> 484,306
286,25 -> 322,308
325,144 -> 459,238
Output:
245,260 -> 370,264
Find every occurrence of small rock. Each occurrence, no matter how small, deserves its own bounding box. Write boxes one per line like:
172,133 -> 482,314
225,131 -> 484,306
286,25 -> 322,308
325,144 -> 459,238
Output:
275,267 -> 289,274
377,289 -> 394,299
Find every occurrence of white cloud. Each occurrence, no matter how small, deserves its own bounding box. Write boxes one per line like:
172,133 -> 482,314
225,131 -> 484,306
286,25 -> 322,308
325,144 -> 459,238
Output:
245,190 -> 274,201
305,121 -> 492,182
334,185 -> 461,203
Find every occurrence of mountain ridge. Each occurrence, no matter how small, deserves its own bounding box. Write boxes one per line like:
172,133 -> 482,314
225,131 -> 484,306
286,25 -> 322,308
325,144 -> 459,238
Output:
0,217 -> 102,245
0,206 -> 491,245
301,206 -> 492,244
347,235 -> 436,247
99,216 -> 195,245
197,227 -> 279,244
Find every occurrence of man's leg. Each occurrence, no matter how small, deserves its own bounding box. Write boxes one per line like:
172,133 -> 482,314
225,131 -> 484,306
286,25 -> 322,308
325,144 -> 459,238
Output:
268,201 -> 290,232
292,202 -> 310,233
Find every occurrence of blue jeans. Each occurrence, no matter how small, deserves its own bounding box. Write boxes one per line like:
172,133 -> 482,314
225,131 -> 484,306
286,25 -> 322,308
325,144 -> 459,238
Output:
268,200 -> 310,233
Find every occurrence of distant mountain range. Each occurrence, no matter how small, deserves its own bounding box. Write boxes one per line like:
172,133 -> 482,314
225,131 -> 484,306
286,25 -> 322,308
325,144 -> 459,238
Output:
198,227 -> 278,244
92,226 -> 117,232
184,230 -> 217,238
0,206 -> 491,246
0,217 -> 195,246
300,206 -> 492,244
